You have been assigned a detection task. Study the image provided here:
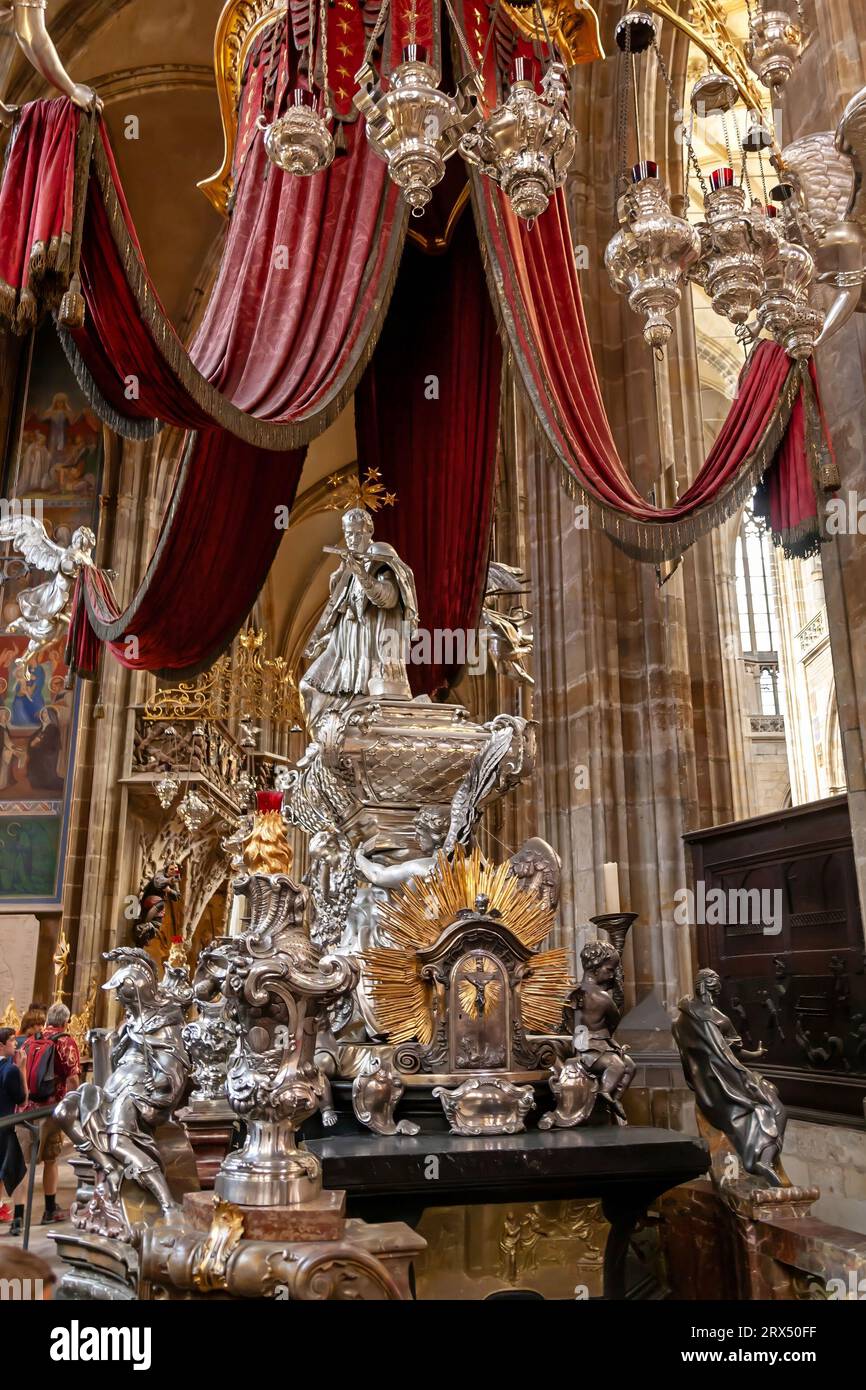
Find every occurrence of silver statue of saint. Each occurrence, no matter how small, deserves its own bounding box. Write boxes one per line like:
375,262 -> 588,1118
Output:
299,507 -> 418,731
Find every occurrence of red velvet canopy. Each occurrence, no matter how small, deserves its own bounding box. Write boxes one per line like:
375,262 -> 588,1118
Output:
0,5 -> 836,687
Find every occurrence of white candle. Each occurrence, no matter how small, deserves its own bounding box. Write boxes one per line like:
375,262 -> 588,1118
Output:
603,861 -> 620,914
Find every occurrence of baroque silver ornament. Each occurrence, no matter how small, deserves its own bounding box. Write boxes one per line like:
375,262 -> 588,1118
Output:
177,786 -> 211,833
745,7 -> 807,96
605,161 -> 701,351
355,46 -> 475,215
693,168 -> 779,325
262,88 -> 335,177
154,772 -> 180,810
459,58 -> 576,224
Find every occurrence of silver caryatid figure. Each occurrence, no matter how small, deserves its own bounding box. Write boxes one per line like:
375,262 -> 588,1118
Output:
209,868 -> 358,1206
299,506 -> 418,732
673,967 -> 786,1187
54,948 -> 191,1237
0,516 -> 95,673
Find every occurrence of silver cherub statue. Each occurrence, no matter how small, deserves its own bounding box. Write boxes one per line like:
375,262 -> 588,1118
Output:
53,948 -> 191,1238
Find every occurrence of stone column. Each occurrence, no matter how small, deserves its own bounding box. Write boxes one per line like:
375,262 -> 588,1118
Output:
782,0 -> 866,937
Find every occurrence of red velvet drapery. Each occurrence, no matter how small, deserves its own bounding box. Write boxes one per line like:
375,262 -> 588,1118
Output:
0,97 -> 405,677
356,211 -> 502,696
0,98 -> 81,329
458,0 -> 835,560
0,12 -> 838,684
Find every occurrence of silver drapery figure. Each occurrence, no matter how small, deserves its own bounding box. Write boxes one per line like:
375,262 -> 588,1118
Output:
54,948 -> 191,1234
0,515 -> 95,673
480,561 -> 535,686
673,967 -> 786,1186
299,507 -> 418,731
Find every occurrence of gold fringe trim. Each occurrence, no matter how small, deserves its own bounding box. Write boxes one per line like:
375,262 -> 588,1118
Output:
91,138 -> 409,452
55,323 -> 163,440
0,108 -> 95,334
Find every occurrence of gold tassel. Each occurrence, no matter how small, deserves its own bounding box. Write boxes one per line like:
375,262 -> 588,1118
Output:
58,274 -> 86,329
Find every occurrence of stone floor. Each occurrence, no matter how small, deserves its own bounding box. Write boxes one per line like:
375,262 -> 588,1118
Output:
0,1146 -> 78,1281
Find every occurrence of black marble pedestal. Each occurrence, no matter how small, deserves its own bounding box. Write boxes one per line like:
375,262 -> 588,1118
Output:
305,1126 -> 709,1299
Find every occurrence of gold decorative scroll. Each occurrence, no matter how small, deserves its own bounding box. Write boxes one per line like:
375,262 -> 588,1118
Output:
629,0 -> 778,152
503,0 -> 605,66
143,627 -> 302,727
68,980 -> 98,1058
199,0 -> 286,215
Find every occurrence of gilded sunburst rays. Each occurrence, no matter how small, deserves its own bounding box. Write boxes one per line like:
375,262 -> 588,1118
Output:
375,846 -> 556,952
360,847 -> 571,1046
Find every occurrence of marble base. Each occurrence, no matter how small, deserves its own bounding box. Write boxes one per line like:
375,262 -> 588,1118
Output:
184,1187 -> 346,1242
177,1099 -> 235,1190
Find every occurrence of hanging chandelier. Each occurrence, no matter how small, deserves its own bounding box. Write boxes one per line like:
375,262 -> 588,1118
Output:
355,42 -> 475,215
693,167 -> 780,325
459,57 -> 576,225
744,1 -> 808,98
354,0 -> 577,222
262,0 -> 335,177
605,160 -> 701,352
604,13 -> 700,352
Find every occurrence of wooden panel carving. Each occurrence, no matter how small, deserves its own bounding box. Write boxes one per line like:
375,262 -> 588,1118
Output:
685,795 -> 866,1123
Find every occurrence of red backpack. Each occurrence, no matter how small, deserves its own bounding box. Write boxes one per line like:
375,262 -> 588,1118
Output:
25,1031 -> 70,1103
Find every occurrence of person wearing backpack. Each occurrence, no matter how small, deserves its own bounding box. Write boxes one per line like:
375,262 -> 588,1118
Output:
7,1002 -> 79,1237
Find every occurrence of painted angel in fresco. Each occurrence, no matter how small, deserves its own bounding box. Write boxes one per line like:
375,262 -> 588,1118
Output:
0,1 -> 103,125
0,513 -> 95,674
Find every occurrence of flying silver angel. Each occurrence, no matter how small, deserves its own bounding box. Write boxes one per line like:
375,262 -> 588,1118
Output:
781,84 -> 866,346
480,560 -> 535,687
0,513 -> 95,673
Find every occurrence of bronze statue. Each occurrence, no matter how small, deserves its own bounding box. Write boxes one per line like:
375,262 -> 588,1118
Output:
567,939 -> 635,1124
673,968 -> 786,1187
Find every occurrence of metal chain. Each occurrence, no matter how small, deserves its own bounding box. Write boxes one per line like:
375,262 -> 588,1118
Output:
615,19 -> 632,197
442,0 -> 481,75
362,0 -> 391,67
720,106 -> 734,167
319,0 -> 331,115
653,38 -> 707,200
